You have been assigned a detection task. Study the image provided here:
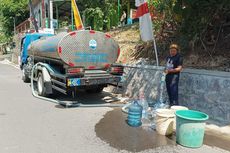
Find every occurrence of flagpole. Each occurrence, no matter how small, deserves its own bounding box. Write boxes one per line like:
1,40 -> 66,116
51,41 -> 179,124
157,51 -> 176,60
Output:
71,0 -> 84,30
71,4 -> 74,30
135,0 -> 159,67
118,0 -> 120,25
153,34 -> 159,66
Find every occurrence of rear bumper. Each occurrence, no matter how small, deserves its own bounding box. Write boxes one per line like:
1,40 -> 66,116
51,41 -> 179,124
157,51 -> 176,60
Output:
67,75 -> 121,87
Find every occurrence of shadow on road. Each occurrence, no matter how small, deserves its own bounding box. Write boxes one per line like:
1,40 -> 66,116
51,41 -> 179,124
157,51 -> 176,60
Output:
52,89 -> 121,109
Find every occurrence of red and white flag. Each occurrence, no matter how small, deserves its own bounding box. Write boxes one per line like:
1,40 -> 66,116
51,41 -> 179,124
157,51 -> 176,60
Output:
135,0 -> 153,42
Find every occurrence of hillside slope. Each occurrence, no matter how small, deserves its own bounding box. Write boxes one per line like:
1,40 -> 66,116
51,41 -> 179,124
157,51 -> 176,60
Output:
109,26 -> 230,72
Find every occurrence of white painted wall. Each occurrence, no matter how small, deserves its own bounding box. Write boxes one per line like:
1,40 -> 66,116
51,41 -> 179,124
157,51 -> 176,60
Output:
31,1 -> 42,28
31,0 -> 51,28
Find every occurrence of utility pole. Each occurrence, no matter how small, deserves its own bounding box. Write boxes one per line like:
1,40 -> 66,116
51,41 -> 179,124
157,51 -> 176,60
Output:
50,0 -> 54,29
14,17 -> 16,35
56,3 -> 59,29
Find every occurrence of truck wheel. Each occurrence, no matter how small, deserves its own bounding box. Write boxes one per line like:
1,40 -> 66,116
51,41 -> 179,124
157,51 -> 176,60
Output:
86,87 -> 104,93
37,73 -> 46,96
22,65 -> 30,83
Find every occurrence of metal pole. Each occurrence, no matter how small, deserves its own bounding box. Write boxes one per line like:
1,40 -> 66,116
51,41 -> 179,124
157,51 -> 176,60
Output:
50,0 -> 54,29
47,0 -> 50,28
71,3 -> 74,30
14,17 -> 16,35
153,35 -> 159,66
56,3 -> 59,29
118,0 -> 120,25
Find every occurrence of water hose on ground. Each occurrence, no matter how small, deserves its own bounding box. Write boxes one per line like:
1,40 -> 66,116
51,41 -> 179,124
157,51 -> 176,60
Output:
31,62 -> 125,108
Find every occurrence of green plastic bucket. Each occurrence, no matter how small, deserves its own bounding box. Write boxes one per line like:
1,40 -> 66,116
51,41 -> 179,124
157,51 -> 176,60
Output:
175,110 -> 209,148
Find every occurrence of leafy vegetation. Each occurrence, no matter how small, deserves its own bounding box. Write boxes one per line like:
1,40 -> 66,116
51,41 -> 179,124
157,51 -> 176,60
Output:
148,0 -> 230,54
0,0 -> 29,37
77,0 -> 120,31
0,0 -> 229,56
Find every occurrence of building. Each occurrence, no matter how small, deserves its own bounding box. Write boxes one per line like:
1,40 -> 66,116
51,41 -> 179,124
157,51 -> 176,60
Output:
15,0 -> 137,34
31,0 -> 72,29
16,0 -> 72,34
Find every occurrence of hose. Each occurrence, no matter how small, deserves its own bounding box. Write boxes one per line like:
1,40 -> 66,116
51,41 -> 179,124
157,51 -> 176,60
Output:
31,62 -> 125,108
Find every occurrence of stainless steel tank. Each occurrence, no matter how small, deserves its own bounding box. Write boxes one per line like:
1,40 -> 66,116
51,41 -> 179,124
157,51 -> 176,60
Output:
28,30 -> 119,68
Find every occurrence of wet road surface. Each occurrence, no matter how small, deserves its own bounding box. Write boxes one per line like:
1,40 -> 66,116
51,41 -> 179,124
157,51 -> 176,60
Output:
0,62 -> 229,153
0,63 -> 120,153
95,109 -> 230,152
95,109 -> 175,152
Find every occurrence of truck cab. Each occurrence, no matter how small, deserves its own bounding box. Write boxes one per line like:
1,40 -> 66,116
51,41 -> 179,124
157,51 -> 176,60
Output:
20,33 -> 53,69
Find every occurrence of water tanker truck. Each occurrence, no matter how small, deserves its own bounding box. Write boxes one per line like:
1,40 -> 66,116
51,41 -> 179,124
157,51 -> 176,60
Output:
20,30 -> 123,97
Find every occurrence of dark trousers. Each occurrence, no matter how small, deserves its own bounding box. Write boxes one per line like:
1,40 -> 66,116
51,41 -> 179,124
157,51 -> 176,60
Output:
166,74 -> 180,106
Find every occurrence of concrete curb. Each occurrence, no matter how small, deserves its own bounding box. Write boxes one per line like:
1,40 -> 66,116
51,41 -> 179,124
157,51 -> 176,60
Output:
0,54 -> 12,61
206,124 -> 230,137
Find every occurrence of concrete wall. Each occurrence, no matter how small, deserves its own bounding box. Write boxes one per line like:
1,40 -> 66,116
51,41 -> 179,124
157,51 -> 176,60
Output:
122,64 -> 230,125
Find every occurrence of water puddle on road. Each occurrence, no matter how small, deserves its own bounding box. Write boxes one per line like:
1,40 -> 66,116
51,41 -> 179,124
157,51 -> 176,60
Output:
95,109 -> 175,152
95,109 -> 230,152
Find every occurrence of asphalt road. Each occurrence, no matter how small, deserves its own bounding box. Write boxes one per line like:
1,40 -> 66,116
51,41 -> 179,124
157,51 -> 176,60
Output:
0,63 -> 121,153
0,62 -> 229,153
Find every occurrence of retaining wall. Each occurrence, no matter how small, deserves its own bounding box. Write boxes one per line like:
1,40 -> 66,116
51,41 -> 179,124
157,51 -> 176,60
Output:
123,64 -> 230,124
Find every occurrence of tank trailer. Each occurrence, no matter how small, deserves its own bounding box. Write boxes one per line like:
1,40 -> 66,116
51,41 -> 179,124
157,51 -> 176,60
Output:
20,30 -> 123,97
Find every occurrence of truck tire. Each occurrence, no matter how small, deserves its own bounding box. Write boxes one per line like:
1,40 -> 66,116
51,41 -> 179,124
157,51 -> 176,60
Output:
86,87 -> 104,93
37,73 -> 46,96
22,65 -> 30,83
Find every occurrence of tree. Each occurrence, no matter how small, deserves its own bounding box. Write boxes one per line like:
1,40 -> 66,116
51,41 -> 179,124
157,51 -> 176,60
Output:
77,0 -> 118,31
0,0 -> 29,37
148,0 -> 230,51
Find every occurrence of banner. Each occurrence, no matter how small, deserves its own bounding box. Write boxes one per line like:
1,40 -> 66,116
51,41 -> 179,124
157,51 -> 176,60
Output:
135,0 -> 153,42
71,0 -> 84,30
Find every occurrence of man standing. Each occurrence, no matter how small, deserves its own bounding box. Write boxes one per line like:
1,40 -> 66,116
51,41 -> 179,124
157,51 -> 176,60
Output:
120,11 -> 127,26
165,44 -> 183,106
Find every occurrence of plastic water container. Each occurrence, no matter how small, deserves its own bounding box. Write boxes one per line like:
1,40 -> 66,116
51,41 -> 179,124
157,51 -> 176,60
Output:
176,110 -> 209,148
140,99 -> 148,118
139,92 -> 148,118
127,100 -> 143,127
127,18 -> 133,25
156,109 -> 175,135
170,106 -> 189,131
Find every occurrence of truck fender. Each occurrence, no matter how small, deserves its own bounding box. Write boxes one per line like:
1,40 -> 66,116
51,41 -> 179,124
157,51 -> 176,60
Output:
41,67 -> 53,94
